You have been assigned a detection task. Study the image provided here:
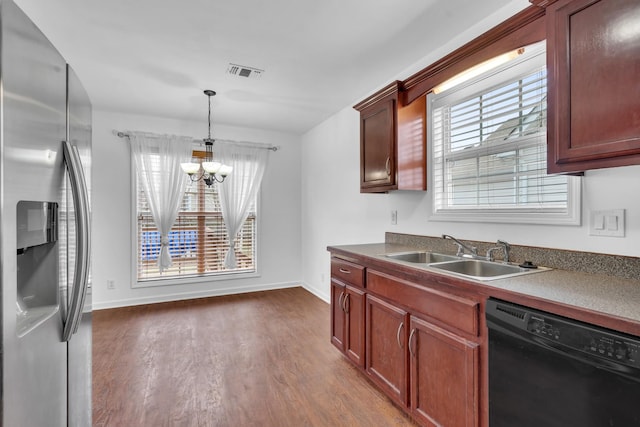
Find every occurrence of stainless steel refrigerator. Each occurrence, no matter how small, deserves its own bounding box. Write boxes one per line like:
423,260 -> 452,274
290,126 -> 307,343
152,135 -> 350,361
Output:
1,0 -> 92,425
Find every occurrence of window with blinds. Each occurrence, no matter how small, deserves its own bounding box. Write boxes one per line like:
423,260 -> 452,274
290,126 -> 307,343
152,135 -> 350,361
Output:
429,42 -> 580,225
136,151 -> 256,282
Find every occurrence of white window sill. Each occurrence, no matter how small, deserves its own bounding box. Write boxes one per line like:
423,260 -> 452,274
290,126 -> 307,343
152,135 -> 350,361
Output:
132,270 -> 260,288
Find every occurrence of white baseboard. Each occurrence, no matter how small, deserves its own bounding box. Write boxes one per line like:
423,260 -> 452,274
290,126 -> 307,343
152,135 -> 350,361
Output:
301,281 -> 330,304
92,281 -> 301,310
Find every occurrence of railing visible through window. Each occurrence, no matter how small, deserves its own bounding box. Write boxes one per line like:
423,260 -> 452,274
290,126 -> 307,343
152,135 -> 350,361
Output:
136,151 -> 256,282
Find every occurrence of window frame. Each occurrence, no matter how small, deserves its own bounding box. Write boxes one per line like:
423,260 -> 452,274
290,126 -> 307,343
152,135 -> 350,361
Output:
427,43 -> 581,226
130,146 -> 261,289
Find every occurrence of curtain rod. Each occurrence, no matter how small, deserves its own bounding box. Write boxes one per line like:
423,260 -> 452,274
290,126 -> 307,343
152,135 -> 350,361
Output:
115,130 -> 279,151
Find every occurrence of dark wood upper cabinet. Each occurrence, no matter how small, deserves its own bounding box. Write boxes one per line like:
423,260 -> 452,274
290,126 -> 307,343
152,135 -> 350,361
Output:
357,83 -> 397,192
397,95 -> 427,191
546,0 -> 640,173
354,82 -> 426,193
352,0 -> 640,177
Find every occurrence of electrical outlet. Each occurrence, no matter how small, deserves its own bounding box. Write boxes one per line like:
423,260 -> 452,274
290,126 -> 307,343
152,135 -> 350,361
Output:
107,279 -> 115,290
391,210 -> 398,225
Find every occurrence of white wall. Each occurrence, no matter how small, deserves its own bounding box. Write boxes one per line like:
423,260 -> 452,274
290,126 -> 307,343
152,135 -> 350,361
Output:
300,1 -> 640,302
91,110 -> 302,309
90,0 -> 640,308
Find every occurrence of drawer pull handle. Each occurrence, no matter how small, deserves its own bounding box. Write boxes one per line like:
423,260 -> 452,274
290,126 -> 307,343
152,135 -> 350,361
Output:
409,328 -> 417,357
339,268 -> 351,274
396,322 -> 404,349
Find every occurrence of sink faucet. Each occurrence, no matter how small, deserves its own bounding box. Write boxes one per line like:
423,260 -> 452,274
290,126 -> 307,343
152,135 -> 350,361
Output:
442,234 -> 478,258
485,246 -> 501,262
487,240 -> 512,262
497,239 -> 511,263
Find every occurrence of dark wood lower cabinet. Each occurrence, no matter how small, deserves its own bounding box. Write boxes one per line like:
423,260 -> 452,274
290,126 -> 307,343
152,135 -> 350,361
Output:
331,279 -> 366,367
344,285 -> 365,367
410,316 -> 479,427
330,260 -> 481,427
366,294 -> 409,406
331,279 -> 346,350
364,295 -> 479,426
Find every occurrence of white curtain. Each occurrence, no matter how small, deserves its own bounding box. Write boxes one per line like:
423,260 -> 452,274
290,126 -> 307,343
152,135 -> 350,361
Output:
217,141 -> 269,269
129,132 -> 193,272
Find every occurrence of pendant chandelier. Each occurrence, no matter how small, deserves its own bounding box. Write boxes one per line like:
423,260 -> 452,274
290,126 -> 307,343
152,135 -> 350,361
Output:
180,90 -> 232,186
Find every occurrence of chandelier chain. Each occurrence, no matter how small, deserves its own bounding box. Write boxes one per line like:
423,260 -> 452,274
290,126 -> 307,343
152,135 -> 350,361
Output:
207,93 -> 212,141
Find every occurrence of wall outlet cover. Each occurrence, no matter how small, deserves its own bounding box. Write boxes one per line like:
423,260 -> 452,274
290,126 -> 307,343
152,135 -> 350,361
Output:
589,209 -> 625,237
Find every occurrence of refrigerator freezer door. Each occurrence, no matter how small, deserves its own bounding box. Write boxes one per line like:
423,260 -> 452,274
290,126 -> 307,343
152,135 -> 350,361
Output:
66,63 -> 93,427
68,293 -> 92,427
1,1 -> 68,426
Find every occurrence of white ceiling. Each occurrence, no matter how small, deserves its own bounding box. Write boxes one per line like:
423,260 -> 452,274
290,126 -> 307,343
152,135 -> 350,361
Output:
14,0 -> 523,135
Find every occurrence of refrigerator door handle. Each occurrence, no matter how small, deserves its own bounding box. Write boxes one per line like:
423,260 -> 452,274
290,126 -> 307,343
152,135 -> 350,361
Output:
62,140 -> 91,342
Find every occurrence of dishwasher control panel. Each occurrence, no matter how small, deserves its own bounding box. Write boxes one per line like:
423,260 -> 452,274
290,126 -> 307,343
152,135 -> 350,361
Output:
526,313 -> 640,369
587,335 -> 640,366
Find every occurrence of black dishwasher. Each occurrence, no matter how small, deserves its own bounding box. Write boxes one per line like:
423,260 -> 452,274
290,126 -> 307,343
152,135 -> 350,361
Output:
486,298 -> 640,427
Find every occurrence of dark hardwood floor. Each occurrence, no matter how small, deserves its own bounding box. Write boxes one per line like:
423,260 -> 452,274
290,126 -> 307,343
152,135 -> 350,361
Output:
93,287 -> 418,426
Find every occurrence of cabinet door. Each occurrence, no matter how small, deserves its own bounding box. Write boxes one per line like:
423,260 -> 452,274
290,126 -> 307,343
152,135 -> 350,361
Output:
409,316 -> 479,427
547,0 -> 640,173
344,286 -> 365,367
366,294 -> 409,407
360,97 -> 396,192
330,280 -> 346,351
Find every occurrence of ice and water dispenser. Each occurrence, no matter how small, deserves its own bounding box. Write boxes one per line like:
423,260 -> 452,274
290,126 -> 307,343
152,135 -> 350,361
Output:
16,201 -> 59,337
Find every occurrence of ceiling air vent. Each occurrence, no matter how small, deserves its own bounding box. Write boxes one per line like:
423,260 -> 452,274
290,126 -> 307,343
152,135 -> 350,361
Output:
226,63 -> 264,79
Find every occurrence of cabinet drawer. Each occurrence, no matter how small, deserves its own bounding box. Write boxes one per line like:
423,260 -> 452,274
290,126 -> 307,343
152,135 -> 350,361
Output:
367,270 -> 479,336
331,258 -> 365,288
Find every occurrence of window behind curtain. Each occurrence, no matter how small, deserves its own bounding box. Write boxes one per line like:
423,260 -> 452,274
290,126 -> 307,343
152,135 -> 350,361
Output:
136,151 -> 257,282
429,42 -> 580,225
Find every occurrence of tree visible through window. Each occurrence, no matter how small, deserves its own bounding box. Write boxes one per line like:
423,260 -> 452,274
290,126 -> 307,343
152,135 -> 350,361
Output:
136,151 -> 256,282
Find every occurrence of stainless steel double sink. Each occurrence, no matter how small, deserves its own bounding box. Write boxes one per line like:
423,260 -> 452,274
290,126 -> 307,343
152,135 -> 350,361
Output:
382,251 -> 550,281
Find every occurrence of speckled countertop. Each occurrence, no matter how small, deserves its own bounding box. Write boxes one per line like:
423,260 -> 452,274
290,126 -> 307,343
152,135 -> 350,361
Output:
328,238 -> 640,331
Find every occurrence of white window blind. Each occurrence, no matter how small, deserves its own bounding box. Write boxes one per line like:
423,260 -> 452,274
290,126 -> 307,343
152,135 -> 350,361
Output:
136,151 -> 256,282
430,43 -> 580,225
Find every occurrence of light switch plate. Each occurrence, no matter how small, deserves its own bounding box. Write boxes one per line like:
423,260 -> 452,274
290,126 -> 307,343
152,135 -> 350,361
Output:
590,209 -> 625,237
